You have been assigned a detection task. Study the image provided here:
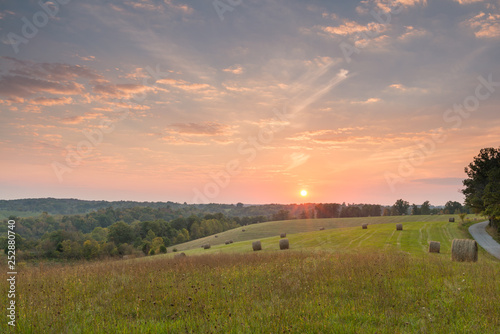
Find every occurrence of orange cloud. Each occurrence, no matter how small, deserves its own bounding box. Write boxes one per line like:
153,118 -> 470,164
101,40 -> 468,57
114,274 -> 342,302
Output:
93,83 -> 154,99
29,97 -> 73,106
454,0 -> 483,4
322,20 -> 386,36
465,12 -> 500,38
60,112 -> 103,125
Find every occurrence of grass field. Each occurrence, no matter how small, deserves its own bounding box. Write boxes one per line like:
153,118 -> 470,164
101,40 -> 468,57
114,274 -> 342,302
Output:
167,214 -> 470,252
2,216 -> 499,333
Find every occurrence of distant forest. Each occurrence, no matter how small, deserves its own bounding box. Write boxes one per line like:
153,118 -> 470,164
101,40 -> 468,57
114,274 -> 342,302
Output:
1,198 -> 467,261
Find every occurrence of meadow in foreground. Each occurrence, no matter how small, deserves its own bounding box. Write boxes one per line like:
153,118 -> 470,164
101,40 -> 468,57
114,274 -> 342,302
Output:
2,219 -> 499,333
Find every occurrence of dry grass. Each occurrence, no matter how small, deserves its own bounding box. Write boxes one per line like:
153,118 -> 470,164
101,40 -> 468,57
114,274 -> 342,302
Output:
451,239 -> 478,262
2,250 -> 499,333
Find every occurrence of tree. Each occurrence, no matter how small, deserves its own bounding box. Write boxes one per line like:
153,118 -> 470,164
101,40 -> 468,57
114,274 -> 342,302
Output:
421,201 -> 431,215
83,239 -> 100,260
392,199 -> 410,216
315,204 -> 341,218
107,221 -> 135,245
411,204 -> 420,215
272,210 -> 290,221
444,201 -> 462,214
463,147 -> 500,229
151,237 -> 164,252
91,227 -> 108,242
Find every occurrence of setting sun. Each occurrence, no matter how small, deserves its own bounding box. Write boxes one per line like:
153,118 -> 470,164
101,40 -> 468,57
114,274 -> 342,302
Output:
300,190 -> 308,197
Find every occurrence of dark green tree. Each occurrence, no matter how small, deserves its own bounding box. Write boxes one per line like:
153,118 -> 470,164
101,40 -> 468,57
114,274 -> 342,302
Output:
463,147 -> 500,229
420,201 -> 431,215
444,201 -> 462,214
392,199 -> 410,216
107,221 -> 135,245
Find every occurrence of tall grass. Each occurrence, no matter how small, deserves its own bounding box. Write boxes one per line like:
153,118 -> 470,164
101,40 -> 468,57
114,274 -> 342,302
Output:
1,249 -> 499,333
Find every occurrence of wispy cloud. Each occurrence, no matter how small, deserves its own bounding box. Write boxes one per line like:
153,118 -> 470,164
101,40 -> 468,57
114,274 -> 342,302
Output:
222,65 -> 244,75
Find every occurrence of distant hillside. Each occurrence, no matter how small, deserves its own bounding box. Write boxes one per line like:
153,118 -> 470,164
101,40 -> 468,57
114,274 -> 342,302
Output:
0,198 -> 337,218
0,198 -> 187,215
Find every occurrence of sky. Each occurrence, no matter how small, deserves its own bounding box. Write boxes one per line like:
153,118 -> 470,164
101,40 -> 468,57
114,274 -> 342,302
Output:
0,0 -> 499,206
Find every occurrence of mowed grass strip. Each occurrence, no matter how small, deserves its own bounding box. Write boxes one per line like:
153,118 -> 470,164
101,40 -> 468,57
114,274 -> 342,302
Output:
173,219 -> 496,261
3,250 -> 499,333
168,215 -> 471,252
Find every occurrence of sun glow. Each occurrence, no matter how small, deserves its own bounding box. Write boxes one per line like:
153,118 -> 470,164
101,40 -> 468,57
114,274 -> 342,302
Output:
300,189 -> 308,197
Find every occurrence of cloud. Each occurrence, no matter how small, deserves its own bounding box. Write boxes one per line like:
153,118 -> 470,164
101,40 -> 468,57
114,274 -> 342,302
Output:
398,26 -> 429,40
60,112 -> 104,125
122,0 -> 193,14
464,12 -> 500,38
93,83 -> 155,99
157,78 -> 216,93
387,83 -> 428,94
0,75 -> 85,99
164,0 -> 193,14
351,97 -> 381,104
0,58 -> 103,101
454,0 -> 483,4
2,57 -> 102,81
321,20 -> 386,37
29,97 -> 73,106
223,65 -> 244,75
168,122 -> 233,136
358,0 -> 428,13
285,152 -> 310,170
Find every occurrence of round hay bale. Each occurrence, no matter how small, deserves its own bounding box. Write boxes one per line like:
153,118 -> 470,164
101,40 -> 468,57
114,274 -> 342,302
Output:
449,218 -> 455,222
451,239 -> 478,262
214,235 -> 218,238
229,240 -> 233,243
203,243 -> 211,250
242,229 -> 246,232
280,233 -> 286,238
319,227 -> 325,231
174,252 -> 186,259
252,241 -> 262,251
279,238 -> 289,250
428,241 -> 441,253
396,223 -> 403,231
225,240 -> 230,245
362,224 -> 368,229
